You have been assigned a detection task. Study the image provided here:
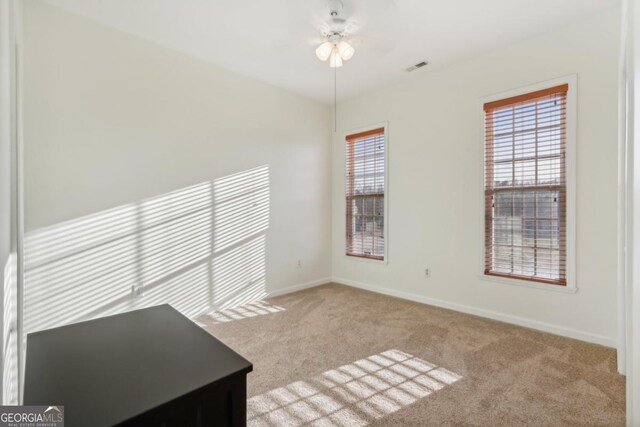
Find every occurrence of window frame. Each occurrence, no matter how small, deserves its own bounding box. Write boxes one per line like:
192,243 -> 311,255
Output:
479,76 -> 577,293
343,122 -> 389,264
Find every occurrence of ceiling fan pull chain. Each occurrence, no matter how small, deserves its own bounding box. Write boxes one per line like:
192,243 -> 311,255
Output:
334,64 -> 337,132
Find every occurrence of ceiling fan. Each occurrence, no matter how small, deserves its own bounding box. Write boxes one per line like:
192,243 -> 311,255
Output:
314,0 -> 356,67
311,0 -> 395,68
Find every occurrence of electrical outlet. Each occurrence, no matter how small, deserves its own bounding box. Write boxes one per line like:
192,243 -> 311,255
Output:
132,285 -> 143,297
297,260 -> 302,269
425,268 -> 431,278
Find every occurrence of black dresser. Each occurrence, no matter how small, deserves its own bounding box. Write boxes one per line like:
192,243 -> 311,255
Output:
24,304 -> 252,426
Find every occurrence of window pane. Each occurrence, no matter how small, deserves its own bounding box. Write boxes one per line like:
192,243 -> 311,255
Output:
484,86 -> 567,285
346,131 -> 385,259
494,162 -> 512,187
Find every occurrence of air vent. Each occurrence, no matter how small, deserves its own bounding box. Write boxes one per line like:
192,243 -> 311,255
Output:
406,61 -> 429,72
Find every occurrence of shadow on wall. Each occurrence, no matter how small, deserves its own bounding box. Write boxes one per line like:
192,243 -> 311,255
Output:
24,165 -> 270,335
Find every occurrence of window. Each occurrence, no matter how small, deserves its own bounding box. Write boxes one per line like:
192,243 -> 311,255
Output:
345,127 -> 385,260
484,84 -> 568,285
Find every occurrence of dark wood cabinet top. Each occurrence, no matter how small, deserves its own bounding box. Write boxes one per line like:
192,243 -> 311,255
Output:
24,304 -> 252,426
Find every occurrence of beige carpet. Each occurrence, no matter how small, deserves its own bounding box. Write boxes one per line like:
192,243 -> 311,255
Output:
195,283 -> 625,426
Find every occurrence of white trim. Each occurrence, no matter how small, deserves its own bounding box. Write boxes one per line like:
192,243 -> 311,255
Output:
186,277 -> 330,319
332,277 -> 615,348
341,121 -> 389,265
120,278 -> 331,333
478,75 -> 578,291
266,277 -> 332,298
629,0 -> 640,422
617,0 -> 630,377
13,0 -> 24,403
187,278 -> 331,319
477,274 -> 577,294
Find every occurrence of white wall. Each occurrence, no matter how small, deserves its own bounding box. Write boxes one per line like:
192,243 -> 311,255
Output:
0,0 -> 12,293
22,0 -> 622,352
22,0 -> 332,334
0,0 -> 20,406
332,8 -> 620,346
0,0 -> 11,406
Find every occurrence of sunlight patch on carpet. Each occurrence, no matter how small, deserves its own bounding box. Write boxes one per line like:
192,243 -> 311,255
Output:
196,300 -> 285,325
247,349 -> 461,426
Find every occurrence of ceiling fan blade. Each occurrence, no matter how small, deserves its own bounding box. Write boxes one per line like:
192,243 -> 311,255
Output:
273,36 -> 325,52
348,34 -> 396,54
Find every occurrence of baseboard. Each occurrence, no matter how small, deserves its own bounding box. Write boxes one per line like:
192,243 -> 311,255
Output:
266,277 -> 332,298
190,277 -> 331,319
332,276 -> 616,348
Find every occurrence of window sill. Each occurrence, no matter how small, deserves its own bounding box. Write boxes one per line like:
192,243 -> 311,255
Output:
345,254 -> 388,265
478,274 -> 577,294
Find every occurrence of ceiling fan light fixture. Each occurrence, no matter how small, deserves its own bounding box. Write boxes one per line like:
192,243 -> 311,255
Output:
315,41 -> 334,61
315,0 -> 356,69
336,40 -> 354,61
329,49 -> 343,68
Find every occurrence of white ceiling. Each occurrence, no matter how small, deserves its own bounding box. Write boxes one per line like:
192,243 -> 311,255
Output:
43,0 -> 618,104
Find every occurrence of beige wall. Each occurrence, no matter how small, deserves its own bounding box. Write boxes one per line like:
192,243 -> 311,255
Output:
22,0 -> 332,333
332,7 -> 620,346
